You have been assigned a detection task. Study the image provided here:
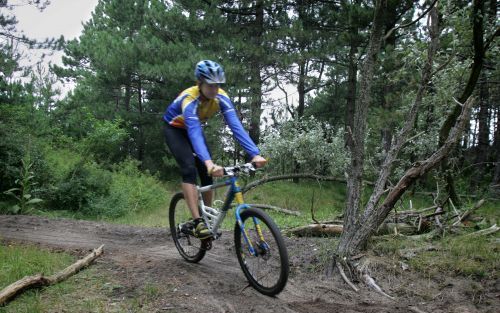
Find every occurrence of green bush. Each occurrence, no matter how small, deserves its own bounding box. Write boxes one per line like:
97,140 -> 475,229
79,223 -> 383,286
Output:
89,159 -> 167,218
261,117 -> 348,176
46,161 -> 112,213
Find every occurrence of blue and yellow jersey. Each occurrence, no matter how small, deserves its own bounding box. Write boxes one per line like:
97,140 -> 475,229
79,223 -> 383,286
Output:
163,86 -> 260,162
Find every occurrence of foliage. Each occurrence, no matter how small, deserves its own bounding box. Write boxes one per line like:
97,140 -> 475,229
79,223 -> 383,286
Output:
80,118 -> 128,165
40,156 -> 167,218
90,159 -> 168,218
3,158 -> 43,214
1,0 -> 498,223
261,117 -> 348,176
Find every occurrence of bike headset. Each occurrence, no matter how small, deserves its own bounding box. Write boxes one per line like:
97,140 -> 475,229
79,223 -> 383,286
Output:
195,60 -> 226,98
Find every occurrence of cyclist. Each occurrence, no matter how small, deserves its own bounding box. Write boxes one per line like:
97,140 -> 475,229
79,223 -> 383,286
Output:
163,60 -> 266,239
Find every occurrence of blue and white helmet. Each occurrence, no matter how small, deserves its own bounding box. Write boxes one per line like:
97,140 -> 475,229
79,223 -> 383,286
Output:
194,60 -> 226,84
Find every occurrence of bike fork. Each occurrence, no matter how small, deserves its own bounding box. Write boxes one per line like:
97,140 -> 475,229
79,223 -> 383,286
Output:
235,204 -> 269,256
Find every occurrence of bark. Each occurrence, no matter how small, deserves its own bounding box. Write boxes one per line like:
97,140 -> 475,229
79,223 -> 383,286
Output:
297,60 -> 306,118
475,71 -> 490,166
0,245 -> 104,305
363,4 -> 441,221
338,0 -> 388,256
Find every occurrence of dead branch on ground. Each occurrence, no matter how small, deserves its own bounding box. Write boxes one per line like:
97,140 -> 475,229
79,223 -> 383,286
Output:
466,224 -> 499,237
247,204 -> 301,216
0,245 -> 104,306
286,223 -> 343,237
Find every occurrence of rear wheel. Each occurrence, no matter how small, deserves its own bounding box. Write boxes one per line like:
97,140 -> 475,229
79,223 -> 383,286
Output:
169,192 -> 206,263
234,207 -> 289,296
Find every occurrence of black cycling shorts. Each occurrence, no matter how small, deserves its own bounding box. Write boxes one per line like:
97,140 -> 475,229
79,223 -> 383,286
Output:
163,124 -> 213,186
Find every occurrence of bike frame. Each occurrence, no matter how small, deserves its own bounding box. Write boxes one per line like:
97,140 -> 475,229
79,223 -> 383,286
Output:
197,175 -> 266,256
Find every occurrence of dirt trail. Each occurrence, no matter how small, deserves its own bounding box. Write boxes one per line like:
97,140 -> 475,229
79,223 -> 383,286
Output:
0,215 -> 496,313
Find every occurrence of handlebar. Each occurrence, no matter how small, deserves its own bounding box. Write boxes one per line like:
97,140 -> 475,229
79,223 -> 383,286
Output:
223,163 -> 256,177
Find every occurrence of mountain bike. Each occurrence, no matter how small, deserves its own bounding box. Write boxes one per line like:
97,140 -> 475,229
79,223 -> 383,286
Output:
169,163 -> 289,296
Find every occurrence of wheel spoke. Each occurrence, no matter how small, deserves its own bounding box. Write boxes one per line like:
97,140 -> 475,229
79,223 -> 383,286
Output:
235,207 -> 289,295
169,193 -> 206,263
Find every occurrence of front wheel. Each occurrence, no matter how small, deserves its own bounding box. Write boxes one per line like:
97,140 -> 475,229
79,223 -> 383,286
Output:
169,192 -> 206,263
234,207 -> 289,296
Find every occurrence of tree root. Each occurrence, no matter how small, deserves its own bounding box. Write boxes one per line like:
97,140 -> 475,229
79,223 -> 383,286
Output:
336,261 -> 359,292
360,272 -> 395,300
334,255 -> 396,300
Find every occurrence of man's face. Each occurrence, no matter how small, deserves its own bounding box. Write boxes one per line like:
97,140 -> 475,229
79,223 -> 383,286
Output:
199,82 -> 219,99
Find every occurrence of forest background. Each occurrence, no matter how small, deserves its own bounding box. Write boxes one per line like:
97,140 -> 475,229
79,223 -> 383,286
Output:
0,0 -> 498,229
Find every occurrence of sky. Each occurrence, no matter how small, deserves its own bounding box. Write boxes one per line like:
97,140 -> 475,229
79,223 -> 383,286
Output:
4,0 -> 99,93
10,0 -> 98,42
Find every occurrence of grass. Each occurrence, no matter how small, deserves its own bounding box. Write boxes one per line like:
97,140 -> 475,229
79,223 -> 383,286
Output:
372,229 -> 499,280
91,179 -> 348,230
0,244 -> 75,290
0,243 -> 168,312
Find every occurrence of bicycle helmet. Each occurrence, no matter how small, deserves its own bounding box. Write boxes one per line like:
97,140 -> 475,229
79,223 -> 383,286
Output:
194,60 -> 226,84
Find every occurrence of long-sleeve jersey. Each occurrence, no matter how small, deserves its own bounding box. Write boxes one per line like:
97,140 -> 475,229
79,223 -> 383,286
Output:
163,86 -> 260,162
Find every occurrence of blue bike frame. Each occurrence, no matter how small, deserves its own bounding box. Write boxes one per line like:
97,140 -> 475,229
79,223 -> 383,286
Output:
197,175 -> 265,256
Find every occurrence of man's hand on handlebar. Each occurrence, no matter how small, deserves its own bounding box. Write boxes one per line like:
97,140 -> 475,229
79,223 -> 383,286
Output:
205,160 -> 224,177
251,155 -> 267,168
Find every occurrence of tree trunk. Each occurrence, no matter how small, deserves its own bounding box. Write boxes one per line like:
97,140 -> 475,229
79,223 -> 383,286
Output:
137,76 -> 145,164
492,107 -> 500,189
342,97 -> 473,257
438,0 -> 485,206
249,0 -> 264,145
344,5 -> 359,148
338,0 -> 387,256
472,71 -> 490,187
337,2 -> 443,257
294,58 -> 307,183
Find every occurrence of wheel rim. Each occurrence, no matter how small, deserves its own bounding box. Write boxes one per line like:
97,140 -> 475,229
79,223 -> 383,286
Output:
237,215 -> 285,291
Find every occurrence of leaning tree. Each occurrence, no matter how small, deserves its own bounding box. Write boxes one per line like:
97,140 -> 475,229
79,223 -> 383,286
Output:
332,0 -> 484,294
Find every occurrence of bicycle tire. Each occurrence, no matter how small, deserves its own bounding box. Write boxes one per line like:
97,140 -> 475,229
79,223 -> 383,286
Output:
234,207 -> 289,296
169,192 -> 206,263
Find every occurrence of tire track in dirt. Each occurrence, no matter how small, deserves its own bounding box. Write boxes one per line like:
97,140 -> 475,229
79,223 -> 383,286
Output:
0,215 -> 414,313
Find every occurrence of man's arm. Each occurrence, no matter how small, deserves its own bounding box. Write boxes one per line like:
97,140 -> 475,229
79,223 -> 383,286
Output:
183,98 -> 212,162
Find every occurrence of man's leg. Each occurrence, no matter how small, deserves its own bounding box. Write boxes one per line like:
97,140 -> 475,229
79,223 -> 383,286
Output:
202,190 -> 213,207
182,182 -> 200,218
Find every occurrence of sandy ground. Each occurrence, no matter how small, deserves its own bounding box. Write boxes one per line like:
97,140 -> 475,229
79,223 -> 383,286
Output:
0,215 -> 498,313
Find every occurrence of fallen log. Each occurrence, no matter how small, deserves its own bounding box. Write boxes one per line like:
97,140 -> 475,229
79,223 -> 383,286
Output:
246,204 -> 301,216
286,223 -> 343,237
466,224 -> 499,237
286,221 -> 421,237
0,244 -> 104,306
453,199 -> 485,226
